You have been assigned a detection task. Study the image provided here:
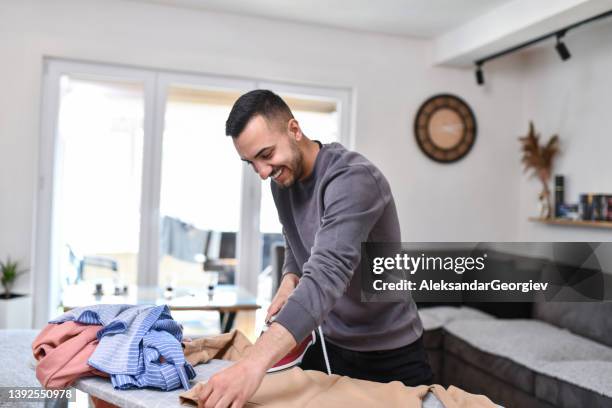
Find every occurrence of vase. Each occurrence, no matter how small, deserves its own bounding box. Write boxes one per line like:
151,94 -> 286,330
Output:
0,294 -> 32,329
539,178 -> 553,219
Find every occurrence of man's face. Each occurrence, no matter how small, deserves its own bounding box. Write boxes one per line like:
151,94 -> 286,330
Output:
232,115 -> 304,188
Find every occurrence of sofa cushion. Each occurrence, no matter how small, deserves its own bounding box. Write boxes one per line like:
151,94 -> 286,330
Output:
419,306 -> 493,349
419,306 -> 495,385
444,319 -> 612,405
444,327 -> 535,394
535,361 -> 612,408
533,302 -> 612,348
444,352 -> 555,408
419,308 -> 444,350
419,306 -> 493,331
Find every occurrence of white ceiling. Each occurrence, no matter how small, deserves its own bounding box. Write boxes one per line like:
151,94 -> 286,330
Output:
128,0 -> 515,38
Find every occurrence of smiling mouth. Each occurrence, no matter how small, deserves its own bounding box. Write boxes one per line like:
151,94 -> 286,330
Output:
271,167 -> 283,180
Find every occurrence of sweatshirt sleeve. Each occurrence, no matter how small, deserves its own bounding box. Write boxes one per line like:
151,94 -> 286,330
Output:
274,165 -> 389,342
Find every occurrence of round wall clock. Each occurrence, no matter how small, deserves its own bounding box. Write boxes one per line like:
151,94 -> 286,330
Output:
414,94 -> 477,163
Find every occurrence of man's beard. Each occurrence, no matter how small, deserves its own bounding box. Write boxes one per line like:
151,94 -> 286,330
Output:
275,140 -> 304,189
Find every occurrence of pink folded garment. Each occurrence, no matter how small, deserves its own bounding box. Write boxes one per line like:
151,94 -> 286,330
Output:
32,321 -> 108,389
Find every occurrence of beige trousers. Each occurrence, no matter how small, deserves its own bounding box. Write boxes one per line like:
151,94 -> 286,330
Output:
179,330 -> 496,408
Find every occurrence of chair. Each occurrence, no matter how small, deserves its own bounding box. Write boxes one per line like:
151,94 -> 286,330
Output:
66,244 -> 119,284
203,231 -> 237,284
270,242 -> 285,297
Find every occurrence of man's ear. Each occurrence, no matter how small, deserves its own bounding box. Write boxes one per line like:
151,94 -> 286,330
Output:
287,118 -> 302,141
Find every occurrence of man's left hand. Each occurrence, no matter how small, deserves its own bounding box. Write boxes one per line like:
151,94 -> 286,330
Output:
196,359 -> 266,408
196,322 -> 297,407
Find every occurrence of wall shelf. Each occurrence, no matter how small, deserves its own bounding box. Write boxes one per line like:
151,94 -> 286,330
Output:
528,217 -> 612,229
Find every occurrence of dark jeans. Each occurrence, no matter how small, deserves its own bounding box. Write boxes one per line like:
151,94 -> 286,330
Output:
300,332 -> 433,387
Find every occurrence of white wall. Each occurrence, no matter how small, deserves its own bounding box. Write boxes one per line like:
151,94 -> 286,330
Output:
0,0 -> 526,308
517,19 -> 612,241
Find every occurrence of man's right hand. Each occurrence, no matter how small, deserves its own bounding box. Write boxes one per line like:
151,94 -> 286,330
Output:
265,273 -> 299,323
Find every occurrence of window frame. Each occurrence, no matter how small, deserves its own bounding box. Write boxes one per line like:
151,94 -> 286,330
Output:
33,58 -> 352,327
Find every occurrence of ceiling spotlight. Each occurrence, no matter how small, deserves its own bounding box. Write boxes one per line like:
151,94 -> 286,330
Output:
555,32 -> 571,61
475,64 -> 484,86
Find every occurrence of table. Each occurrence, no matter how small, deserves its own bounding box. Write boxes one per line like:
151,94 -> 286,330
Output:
61,284 -> 260,332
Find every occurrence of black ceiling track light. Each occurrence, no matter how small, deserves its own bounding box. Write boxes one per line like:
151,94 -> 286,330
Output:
475,63 -> 484,85
555,31 -> 571,61
474,9 -> 612,85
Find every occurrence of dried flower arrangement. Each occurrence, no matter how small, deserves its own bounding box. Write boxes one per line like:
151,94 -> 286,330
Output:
519,122 -> 560,219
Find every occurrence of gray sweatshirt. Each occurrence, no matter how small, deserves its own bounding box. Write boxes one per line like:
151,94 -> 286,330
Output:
273,142 -> 423,351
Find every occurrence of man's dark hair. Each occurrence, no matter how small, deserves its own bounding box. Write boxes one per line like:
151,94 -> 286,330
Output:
225,90 -> 294,138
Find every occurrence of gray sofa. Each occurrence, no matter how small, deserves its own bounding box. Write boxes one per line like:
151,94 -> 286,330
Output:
419,303 -> 612,408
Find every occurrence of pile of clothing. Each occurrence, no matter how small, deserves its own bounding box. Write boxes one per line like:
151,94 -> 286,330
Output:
32,304 -> 195,391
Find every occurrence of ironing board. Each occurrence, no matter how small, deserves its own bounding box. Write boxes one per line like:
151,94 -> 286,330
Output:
4,329 -> 447,408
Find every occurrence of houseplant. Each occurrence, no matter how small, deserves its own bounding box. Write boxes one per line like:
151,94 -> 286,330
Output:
519,121 -> 560,219
1,257 -> 28,299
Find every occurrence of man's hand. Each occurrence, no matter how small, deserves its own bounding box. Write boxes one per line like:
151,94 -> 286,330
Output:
196,323 -> 297,408
266,273 -> 299,322
196,359 -> 266,408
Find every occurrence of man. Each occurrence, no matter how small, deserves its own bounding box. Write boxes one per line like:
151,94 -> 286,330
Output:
196,90 -> 431,408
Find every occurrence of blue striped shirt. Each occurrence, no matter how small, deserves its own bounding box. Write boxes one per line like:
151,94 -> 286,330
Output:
51,304 -> 195,391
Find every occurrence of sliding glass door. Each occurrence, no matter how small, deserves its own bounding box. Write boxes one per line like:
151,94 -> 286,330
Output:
35,59 -> 351,327
35,61 -> 158,324
156,77 -> 252,291
55,75 -> 145,287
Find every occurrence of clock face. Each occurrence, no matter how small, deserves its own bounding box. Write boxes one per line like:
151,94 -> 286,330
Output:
414,94 -> 477,163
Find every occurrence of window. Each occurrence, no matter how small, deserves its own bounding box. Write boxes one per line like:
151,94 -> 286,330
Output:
55,76 -> 144,288
34,59 -> 351,327
158,86 -> 243,289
